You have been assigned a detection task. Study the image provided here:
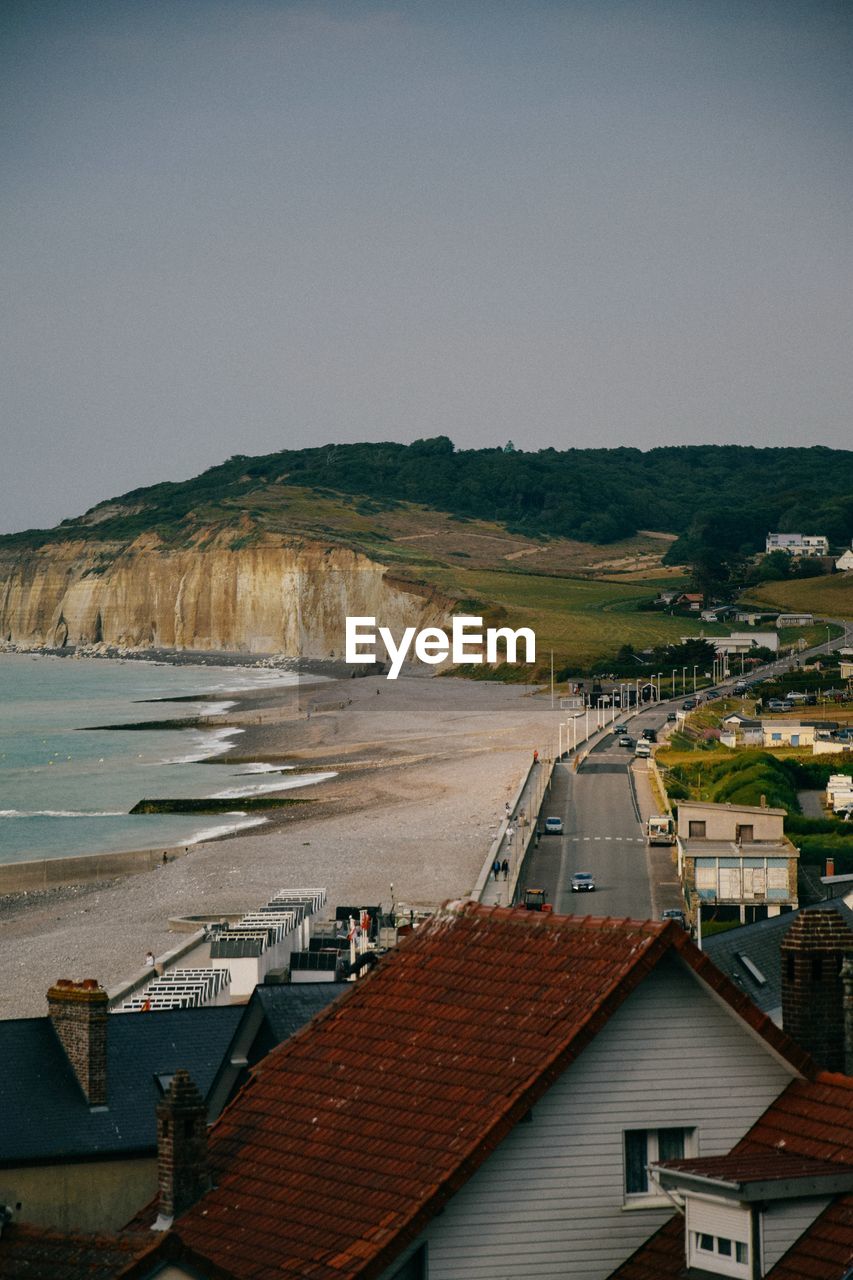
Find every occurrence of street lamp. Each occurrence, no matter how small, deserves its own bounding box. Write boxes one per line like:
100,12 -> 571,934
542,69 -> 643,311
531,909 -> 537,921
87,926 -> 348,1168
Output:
682,666 -> 687,693
693,665 -> 698,693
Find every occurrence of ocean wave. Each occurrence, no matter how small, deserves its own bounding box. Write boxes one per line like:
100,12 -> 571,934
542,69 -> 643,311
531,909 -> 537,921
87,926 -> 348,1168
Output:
233,763 -> 294,775
210,771 -> 336,799
160,727 -> 246,765
0,809 -> 127,818
186,816 -> 269,843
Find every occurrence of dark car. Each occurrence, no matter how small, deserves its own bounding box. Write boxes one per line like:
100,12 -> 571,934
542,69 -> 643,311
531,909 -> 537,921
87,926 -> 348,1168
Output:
641,728 -> 657,742
681,699 -> 696,710
661,908 -> 688,929
666,712 -> 677,722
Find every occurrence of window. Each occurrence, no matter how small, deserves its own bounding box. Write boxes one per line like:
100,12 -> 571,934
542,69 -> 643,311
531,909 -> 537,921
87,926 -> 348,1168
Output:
692,1231 -> 749,1274
689,820 -> 706,838
624,1127 -> 693,1199
735,825 -> 753,843
687,1198 -> 752,1278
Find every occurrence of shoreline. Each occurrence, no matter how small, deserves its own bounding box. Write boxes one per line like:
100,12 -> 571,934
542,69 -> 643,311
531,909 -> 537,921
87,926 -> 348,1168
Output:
0,672 -> 558,1017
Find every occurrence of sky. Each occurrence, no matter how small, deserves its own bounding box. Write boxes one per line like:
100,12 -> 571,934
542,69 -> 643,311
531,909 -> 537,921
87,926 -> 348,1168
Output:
2,0 -> 851,534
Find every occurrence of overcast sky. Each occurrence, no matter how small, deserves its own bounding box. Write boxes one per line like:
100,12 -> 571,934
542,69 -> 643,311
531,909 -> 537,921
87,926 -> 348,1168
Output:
2,1 -> 851,534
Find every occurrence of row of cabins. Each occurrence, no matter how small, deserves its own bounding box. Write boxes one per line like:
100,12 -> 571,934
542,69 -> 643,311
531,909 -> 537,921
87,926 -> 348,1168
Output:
719,712 -> 853,755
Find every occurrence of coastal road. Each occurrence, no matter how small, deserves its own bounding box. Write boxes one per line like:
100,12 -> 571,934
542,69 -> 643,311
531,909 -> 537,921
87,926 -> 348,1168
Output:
518,703 -> 673,919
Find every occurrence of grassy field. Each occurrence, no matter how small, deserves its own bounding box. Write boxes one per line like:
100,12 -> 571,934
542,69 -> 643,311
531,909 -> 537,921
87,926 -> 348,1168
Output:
740,574 -> 853,619
415,565 -> 718,671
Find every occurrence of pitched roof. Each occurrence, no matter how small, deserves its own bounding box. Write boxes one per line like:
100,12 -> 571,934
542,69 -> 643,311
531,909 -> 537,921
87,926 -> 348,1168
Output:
2,984 -> 348,1168
142,902 -> 812,1280
0,1222 -> 148,1279
703,898 -> 853,1017
610,1073 -> 853,1279
0,1005 -> 243,1165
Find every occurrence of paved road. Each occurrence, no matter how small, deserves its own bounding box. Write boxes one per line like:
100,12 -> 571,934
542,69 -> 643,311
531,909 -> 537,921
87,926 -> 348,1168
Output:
512,619 -> 853,921
518,704 -> 672,919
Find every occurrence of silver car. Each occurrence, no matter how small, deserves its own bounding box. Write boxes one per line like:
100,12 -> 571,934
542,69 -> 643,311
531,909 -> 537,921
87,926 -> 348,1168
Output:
571,871 -> 595,892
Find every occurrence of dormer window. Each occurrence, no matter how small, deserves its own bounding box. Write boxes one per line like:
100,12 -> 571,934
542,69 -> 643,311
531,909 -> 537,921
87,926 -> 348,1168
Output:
686,1197 -> 751,1278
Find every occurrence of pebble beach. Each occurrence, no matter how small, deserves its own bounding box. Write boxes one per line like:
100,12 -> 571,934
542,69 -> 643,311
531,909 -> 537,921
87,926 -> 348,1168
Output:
0,672 -> 558,1017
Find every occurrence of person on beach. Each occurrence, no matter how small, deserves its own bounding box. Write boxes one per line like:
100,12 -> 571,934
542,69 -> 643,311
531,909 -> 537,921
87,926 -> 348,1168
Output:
501,858 -> 509,880
492,858 -> 501,881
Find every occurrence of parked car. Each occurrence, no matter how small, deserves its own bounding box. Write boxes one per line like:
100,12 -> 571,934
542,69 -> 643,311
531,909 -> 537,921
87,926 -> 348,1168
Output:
571,871 -> 596,893
666,712 -> 677,722
544,816 -> 563,835
767,699 -> 787,711
618,735 -> 634,748
661,908 -> 688,929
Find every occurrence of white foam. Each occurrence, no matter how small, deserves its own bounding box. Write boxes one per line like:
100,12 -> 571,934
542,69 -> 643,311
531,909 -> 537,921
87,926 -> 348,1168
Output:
185,816 -> 269,843
160,727 -> 245,765
0,809 -> 127,818
233,763 -> 294,775
209,771 -> 336,799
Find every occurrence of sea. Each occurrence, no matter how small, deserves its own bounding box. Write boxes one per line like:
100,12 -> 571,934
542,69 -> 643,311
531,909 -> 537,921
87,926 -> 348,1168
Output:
0,653 -> 334,866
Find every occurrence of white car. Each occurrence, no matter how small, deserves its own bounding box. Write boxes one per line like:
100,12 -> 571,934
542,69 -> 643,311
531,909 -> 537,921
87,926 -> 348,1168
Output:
634,741 -> 651,758
544,816 -> 563,834
571,871 -> 595,892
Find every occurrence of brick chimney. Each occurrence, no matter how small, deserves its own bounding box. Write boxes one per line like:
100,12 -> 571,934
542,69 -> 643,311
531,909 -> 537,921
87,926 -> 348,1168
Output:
47,978 -> 108,1107
154,1070 -> 210,1229
781,909 -> 853,1071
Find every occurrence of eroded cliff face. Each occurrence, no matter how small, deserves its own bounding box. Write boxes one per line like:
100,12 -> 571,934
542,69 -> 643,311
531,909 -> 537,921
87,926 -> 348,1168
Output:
0,531 -> 452,657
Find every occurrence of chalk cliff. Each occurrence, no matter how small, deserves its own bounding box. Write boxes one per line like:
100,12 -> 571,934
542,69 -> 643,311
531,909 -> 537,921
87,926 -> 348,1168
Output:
0,530 -> 452,657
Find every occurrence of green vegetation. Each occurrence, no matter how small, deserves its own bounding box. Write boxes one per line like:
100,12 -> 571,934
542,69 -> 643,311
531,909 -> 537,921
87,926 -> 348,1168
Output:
741,574 -> 853,621
662,752 -> 853,813
2,439 -> 851,553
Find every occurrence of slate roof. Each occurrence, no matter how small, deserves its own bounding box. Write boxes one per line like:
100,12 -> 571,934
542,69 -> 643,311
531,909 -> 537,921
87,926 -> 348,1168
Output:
610,1073 -> 853,1279
252,983 -> 347,1044
1,984 -> 348,1168
703,897 -> 853,1017
130,902 -> 813,1280
0,1222 -> 148,1279
0,1004 -> 243,1164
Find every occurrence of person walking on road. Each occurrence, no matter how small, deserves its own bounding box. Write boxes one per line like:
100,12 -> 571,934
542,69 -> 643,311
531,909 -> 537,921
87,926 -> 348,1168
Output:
507,824 -> 515,846
504,801 -> 511,818
501,858 -> 509,880
492,858 -> 501,881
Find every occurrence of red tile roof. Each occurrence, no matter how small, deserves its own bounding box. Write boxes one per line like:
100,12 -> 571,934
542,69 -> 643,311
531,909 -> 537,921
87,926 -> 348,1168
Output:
131,902 -> 813,1280
769,1194 -> 853,1280
610,1073 -> 853,1280
658,1150 -> 851,1187
0,1223 -> 148,1279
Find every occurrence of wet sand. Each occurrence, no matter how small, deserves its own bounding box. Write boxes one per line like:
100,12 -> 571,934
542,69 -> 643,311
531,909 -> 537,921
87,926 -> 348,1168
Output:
0,673 -> 559,1017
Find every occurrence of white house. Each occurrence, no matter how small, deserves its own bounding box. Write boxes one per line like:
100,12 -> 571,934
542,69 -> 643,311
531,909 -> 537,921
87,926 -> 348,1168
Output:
712,632 -> 779,656
765,533 -> 829,557
836,548 -> 853,571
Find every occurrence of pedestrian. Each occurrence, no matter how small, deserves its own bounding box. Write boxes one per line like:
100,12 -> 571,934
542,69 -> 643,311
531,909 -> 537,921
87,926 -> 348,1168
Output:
507,824 -> 515,845
501,858 -> 509,880
144,950 -> 155,967
492,858 -> 501,881
534,831 -> 540,848
162,851 -> 168,865
504,801 -> 511,818
533,749 -> 539,763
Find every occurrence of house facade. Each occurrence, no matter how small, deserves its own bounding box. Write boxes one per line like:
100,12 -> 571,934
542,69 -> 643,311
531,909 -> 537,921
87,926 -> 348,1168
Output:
114,905 -> 819,1280
676,802 -> 799,921
761,721 -> 816,749
765,533 -> 829,557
